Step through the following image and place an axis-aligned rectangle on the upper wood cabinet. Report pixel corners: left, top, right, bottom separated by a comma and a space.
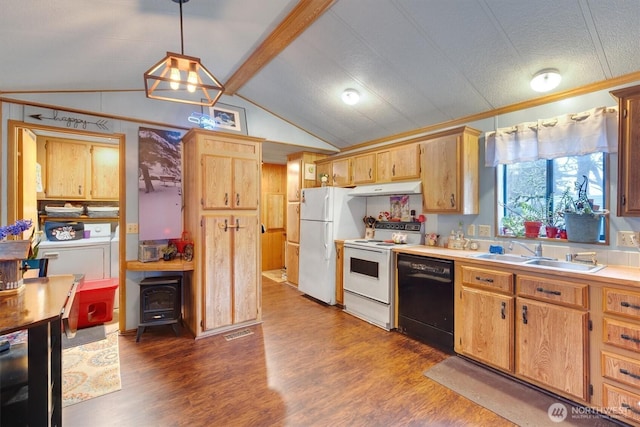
90, 145, 119, 200
201, 155, 258, 209
376, 151, 392, 182
611, 85, 640, 216
288, 152, 327, 201
42, 137, 119, 201
390, 144, 420, 180
420, 127, 480, 214
331, 158, 352, 186
316, 162, 332, 186
287, 156, 302, 202
353, 153, 376, 184
45, 138, 89, 199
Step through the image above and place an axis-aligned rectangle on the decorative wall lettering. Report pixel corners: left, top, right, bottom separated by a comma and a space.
24, 106, 114, 134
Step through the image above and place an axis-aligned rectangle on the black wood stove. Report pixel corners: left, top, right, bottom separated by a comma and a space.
136, 275, 182, 342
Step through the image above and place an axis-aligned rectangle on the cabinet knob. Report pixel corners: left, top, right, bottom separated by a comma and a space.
450, 193, 455, 208
78, 185, 82, 195
224, 193, 229, 206
522, 305, 528, 324
500, 301, 506, 319
236, 193, 240, 206
392, 164, 395, 176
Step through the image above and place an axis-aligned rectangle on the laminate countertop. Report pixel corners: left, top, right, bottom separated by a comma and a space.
393, 246, 640, 288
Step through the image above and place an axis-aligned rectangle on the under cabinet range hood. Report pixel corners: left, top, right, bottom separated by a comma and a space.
349, 180, 422, 197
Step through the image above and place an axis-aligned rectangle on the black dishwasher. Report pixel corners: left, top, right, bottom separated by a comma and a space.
397, 254, 454, 353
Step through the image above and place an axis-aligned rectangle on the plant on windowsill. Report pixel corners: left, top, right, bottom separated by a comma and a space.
500, 196, 547, 238
558, 175, 608, 243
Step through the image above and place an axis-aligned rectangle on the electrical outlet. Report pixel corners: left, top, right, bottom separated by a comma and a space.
126, 223, 139, 234
478, 225, 491, 237
617, 231, 640, 247
466, 224, 476, 237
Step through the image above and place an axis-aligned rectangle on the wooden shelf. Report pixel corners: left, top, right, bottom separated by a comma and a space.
126, 258, 194, 272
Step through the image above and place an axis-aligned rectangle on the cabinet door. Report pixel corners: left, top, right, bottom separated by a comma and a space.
286, 242, 299, 286
515, 298, 588, 401
286, 202, 300, 243
287, 157, 302, 201
202, 215, 233, 330
45, 139, 89, 199
421, 135, 459, 212
332, 158, 352, 186
91, 145, 119, 200
460, 287, 514, 372
202, 155, 233, 209
353, 153, 376, 184
613, 87, 640, 216
233, 158, 258, 209
376, 151, 392, 182
316, 162, 332, 186
390, 144, 420, 180
233, 213, 259, 324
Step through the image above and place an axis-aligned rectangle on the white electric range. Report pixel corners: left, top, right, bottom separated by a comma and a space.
342, 221, 424, 330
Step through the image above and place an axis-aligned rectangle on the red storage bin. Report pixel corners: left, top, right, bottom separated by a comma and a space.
76, 278, 118, 329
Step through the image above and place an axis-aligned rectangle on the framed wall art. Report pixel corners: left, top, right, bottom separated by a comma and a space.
203, 102, 248, 135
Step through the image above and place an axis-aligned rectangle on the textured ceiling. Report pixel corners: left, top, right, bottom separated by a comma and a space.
2, 0, 640, 151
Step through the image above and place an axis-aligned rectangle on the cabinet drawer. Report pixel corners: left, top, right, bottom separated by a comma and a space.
603, 383, 640, 424
602, 351, 640, 389
603, 317, 640, 353
604, 288, 640, 321
461, 266, 513, 293
517, 275, 587, 309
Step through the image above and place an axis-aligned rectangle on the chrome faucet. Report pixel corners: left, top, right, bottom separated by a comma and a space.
509, 241, 543, 258
565, 251, 598, 265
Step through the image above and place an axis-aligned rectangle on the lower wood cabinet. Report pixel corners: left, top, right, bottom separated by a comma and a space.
456, 263, 590, 405
335, 241, 344, 305
515, 297, 589, 401
459, 286, 514, 371
201, 214, 259, 331
286, 242, 299, 286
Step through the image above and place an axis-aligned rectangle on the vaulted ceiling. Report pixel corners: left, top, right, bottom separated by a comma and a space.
2, 0, 640, 151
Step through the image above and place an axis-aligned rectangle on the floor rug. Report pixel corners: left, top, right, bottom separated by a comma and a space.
424, 356, 620, 427
262, 269, 286, 283
62, 324, 106, 349
62, 331, 121, 407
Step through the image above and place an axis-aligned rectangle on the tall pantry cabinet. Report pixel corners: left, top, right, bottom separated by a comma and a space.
182, 129, 264, 338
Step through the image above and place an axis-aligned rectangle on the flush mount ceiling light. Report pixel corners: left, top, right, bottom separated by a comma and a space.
144, 0, 224, 106
341, 88, 360, 105
530, 68, 562, 93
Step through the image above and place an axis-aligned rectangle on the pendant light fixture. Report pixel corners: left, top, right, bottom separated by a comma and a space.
144, 0, 224, 106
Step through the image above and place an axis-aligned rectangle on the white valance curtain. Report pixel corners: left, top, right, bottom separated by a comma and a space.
484, 106, 618, 166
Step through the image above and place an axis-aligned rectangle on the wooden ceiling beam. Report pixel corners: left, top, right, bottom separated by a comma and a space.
223, 0, 336, 95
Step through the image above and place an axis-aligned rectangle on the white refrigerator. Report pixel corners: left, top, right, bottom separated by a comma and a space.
298, 187, 366, 304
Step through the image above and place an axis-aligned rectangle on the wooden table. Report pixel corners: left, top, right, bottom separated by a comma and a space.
0, 275, 79, 427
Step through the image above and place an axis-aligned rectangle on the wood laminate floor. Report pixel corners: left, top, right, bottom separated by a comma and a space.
62, 277, 514, 427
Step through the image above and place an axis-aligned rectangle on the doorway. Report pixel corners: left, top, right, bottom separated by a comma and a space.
7, 120, 126, 332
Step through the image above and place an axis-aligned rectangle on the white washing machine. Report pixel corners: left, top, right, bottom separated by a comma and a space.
39, 223, 112, 280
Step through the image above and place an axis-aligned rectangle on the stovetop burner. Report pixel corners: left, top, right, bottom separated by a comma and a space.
345, 221, 424, 248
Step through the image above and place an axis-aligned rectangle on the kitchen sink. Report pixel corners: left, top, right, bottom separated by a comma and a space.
470, 253, 532, 263
523, 258, 606, 273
